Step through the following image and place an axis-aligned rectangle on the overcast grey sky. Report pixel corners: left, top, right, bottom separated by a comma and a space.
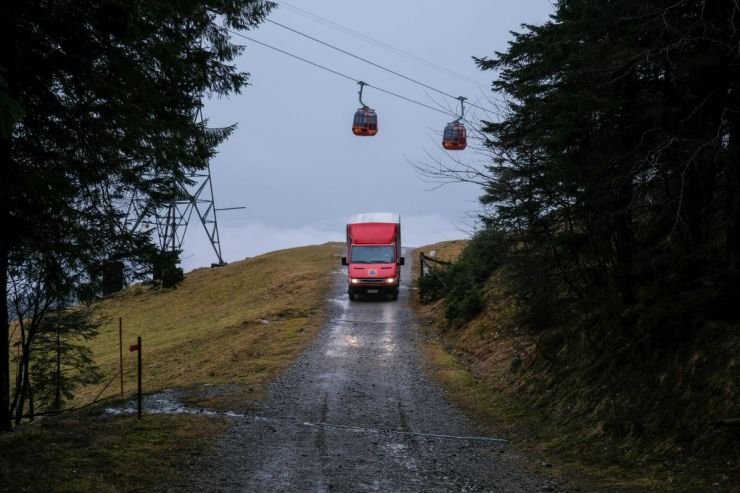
182, 1, 554, 270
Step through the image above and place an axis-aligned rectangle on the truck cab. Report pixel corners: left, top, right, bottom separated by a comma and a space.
342, 213, 404, 301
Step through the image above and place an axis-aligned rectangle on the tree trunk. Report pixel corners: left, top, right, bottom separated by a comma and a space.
14, 352, 28, 426
0, 0, 14, 432
27, 368, 34, 423
0, 237, 9, 432
10, 349, 23, 421
55, 321, 61, 410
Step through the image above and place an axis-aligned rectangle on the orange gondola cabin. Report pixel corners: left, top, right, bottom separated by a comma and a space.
442, 121, 467, 150
352, 106, 378, 136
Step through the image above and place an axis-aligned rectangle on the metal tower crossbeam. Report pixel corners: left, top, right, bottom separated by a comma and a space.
125, 108, 228, 268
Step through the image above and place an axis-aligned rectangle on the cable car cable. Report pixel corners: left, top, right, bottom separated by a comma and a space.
229, 29, 458, 118
277, 1, 488, 89
370, 84, 454, 117
264, 18, 490, 113
233, 31, 356, 83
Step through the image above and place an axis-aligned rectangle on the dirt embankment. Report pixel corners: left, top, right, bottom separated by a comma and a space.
410, 241, 740, 493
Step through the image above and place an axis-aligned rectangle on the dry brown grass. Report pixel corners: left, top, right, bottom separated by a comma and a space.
78, 242, 344, 409
415, 239, 467, 264
1, 242, 344, 492
410, 241, 671, 492
413, 240, 740, 492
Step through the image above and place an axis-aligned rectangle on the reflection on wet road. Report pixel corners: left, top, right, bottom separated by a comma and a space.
182, 253, 554, 492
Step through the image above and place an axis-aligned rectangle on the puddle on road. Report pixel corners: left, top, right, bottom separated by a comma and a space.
381, 442, 419, 471
379, 329, 398, 360
105, 390, 507, 445
325, 323, 367, 358
105, 389, 219, 417
329, 296, 350, 310
382, 442, 408, 453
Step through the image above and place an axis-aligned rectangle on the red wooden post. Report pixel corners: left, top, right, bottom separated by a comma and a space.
119, 318, 123, 398
136, 336, 142, 420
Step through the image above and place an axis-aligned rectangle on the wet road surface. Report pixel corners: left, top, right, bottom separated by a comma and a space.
180, 255, 559, 492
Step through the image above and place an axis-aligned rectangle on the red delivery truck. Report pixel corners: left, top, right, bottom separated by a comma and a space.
342, 212, 405, 300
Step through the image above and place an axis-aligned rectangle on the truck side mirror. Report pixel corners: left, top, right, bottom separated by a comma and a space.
341, 256, 348, 266
398, 257, 405, 266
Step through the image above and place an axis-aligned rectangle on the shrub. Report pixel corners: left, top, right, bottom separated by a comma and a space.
418, 227, 508, 325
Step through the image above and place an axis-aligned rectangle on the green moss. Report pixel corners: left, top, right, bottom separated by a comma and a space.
0, 412, 225, 493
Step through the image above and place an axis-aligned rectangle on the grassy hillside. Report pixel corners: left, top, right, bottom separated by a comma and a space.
76, 242, 343, 409
1, 242, 343, 492
412, 241, 738, 492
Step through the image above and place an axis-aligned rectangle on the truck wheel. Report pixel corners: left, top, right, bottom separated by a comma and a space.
390, 289, 398, 301
349, 291, 356, 300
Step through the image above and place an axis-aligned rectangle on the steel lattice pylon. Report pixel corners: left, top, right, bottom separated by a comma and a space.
163, 161, 225, 266
127, 106, 227, 269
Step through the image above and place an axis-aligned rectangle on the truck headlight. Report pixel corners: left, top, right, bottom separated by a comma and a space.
385, 278, 396, 283
351, 278, 360, 284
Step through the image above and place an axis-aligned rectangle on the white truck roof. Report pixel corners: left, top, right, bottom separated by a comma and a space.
348, 212, 400, 224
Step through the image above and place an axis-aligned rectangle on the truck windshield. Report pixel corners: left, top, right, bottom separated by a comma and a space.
351, 246, 395, 264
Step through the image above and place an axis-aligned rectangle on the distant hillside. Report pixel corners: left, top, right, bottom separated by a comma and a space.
77, 242, 344, 409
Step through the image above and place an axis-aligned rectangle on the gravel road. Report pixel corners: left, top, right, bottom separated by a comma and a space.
179, 255, 561, 492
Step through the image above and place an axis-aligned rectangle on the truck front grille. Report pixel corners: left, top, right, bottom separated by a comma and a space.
358, 279, 385, 284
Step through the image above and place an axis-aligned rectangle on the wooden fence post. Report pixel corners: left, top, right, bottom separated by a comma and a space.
137, 336, 142, 420
119, 318, 123, 398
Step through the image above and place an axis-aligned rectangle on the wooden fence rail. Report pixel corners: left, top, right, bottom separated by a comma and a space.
419, 252, 452, 280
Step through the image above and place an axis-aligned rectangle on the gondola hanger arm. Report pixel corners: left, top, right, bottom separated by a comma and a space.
358, 81, 368, 108
456, 96, 466, 122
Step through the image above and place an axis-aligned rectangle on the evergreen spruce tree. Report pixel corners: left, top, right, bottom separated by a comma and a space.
463, 0, 740, 444
0, 0, 274, 431
477, 0, 739, 340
